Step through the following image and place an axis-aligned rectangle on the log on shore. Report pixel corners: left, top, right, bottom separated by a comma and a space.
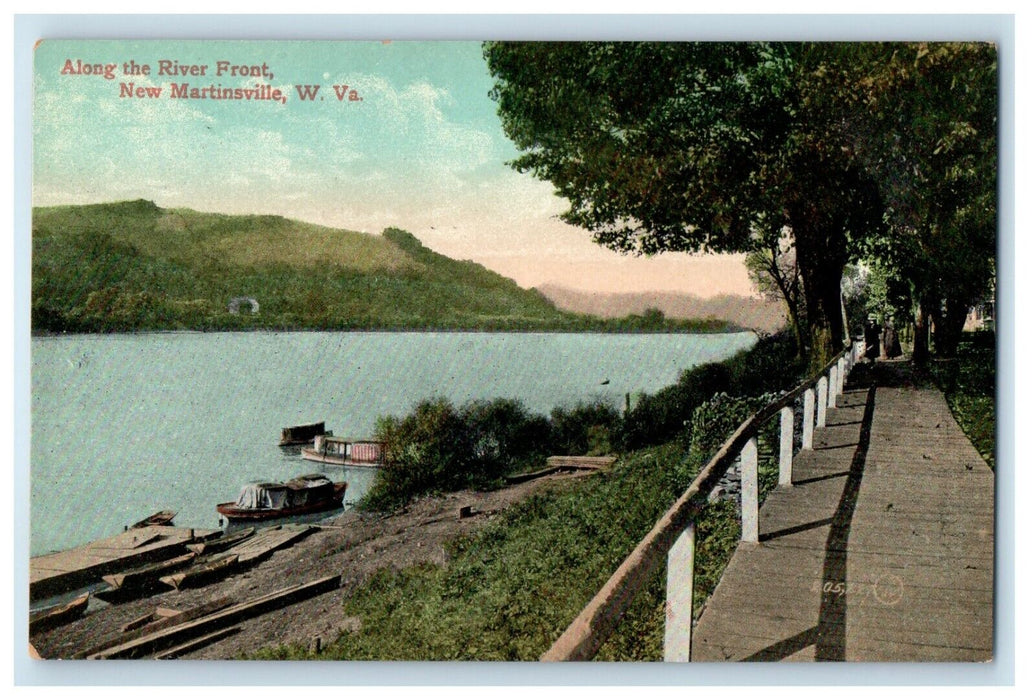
89, 575, 341, 659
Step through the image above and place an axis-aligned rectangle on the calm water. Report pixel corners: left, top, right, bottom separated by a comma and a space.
30, 331, 755, 556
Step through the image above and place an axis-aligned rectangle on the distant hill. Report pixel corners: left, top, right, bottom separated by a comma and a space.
30, 200, 741, 334
536, 284, 787, 334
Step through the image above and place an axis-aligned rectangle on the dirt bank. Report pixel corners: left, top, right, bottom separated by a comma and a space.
31, 471, 586, 660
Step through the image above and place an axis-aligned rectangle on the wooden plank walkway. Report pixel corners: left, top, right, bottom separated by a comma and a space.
30, 526, 220, 601
691, 361, 994, 662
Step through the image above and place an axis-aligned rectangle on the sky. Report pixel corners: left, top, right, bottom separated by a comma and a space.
32, 39, 754, 296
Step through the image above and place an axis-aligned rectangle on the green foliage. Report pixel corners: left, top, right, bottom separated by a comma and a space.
549, 399, 621, 456
927, 334, 996, 468
840, 43, 997, 358
620, 362, 733, 449
363, 397, 560, 511
687, 392, 777, 456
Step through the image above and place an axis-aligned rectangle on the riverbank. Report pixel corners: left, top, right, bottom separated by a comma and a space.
30, 471, 591, 659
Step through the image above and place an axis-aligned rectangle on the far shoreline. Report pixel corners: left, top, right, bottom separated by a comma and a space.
29, 324, 758, 339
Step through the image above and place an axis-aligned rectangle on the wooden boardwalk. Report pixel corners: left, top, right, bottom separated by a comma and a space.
691, 361, 994, 662
30, 526, 219, 602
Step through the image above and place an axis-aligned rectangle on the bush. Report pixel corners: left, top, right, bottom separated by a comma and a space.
364, 398, 473, 510
462, 398, 553, 477
549, 399, 622, 456
619, 362, 733, 449
362, 397, 559, 510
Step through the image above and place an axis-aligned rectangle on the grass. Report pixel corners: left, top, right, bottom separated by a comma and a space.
927, 332, 996, 468
248, 432, 786, 661
249, 442, 744, 661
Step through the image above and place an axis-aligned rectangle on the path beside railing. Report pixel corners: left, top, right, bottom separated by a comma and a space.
541, 352, 994, 662
691, 361, 994, 661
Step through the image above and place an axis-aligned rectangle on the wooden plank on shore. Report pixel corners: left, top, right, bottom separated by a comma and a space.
30, 526, 220, 601
102, 552, 197, 590
153, 627, 241, 660
186, 528, 255, 555
160, 555, 239, 591
29, 593, 90, 634
506, 456, 617, 484
546, 456, 617, 469
89, 575, 341, 659
78, 597, 234, 659
227, 524, 313, 564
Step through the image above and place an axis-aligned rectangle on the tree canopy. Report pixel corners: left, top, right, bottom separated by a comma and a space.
484, 41, 997, 365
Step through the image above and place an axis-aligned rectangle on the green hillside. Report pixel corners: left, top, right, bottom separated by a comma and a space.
31, 200, 734, 334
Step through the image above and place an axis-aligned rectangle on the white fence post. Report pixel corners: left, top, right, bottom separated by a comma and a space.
802, 388, 815, 450
816, 377, 828, 428
828, 366, 838, 408
740, 437, 759, 543
664, 522, 696, 662
779, 406, 794, 486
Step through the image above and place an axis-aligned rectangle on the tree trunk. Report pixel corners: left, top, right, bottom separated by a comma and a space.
913, 301, 931, 366
798, 253, 847, 373
935, 296, 970, 357
787, 182, 852, 373
772, 270, 807, 359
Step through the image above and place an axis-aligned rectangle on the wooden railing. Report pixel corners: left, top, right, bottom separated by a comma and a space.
541, 341, 862, 662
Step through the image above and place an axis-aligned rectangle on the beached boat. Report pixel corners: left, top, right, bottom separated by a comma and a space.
216, 474, 347, 522
279, 421, 329, 447
301, 435, 385, 467
131, 510, 176, 529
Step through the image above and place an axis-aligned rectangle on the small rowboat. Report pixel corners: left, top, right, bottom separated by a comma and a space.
102, 552, 197, 591
131, 510, 177, 529
160, 554, 239, 591
30, 593, 90, 633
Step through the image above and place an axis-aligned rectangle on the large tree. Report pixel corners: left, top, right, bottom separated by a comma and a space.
485, 42, 885, 369
809, 42, 998, 360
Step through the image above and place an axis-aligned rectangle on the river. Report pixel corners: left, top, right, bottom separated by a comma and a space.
29, 330, 756, 556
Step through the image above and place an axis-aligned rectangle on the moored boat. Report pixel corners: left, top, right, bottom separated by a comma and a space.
216, 474, 347, 522
131, 510, 176, 529
301, 435, 385, 467
279, 421, 329, 446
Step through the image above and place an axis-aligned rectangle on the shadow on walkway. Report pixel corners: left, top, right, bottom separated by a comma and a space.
744, 378, 878, 662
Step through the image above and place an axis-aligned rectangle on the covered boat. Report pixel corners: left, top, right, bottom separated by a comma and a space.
301, 435, 385, 467
216, 474, 347, 522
